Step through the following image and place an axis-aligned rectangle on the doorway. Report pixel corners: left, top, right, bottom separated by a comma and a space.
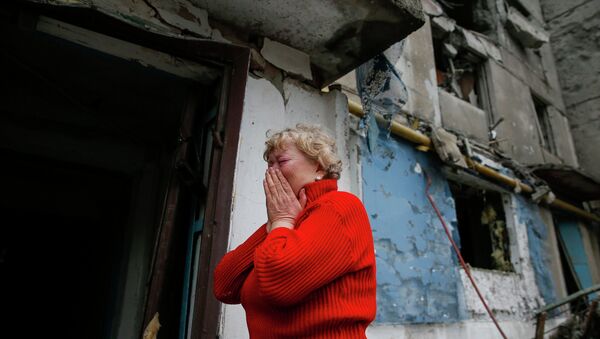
0, 6, 245, 337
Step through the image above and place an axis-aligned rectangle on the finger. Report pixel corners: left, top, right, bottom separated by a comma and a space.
265, 169, 277, 197
263, 178, 273, 204
274, 169, 295, 196
267, 169, 284, 198
298, 188, 307, 208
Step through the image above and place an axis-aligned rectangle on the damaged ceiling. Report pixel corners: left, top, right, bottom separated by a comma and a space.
24, 0, 425, 86
531, 164, 600, 202
189, 0, 426, 85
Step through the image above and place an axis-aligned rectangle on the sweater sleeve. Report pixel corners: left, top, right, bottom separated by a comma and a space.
213, 224, 268, 304
253, 199, 361, 306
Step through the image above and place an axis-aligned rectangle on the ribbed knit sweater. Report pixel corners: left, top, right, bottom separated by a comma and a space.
213, 179, 376, 338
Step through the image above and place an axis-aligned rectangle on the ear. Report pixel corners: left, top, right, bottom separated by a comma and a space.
315, 163, 326, 178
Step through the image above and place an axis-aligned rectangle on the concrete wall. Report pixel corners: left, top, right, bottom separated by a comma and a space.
394, 16, 441, 126
541, 0, 600, 180
419, 0, 578, 168
486, 60, 545, 164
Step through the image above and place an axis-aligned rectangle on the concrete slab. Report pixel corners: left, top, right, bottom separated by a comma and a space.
194, 0, 426, 85
546, 107, 578, 167
505, 6, 549, 49
431, 16, 456, 35
396, 17, 440, 125
438, 89, 489, 143
541, 0, 589, 21
545, 0, 600, 107
569, 97, 600, 182
487, 61, 545, 165
261, 38, 312, 80
498, 49, 565, 111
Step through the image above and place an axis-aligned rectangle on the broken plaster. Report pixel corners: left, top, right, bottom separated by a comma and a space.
505, 6, 549, 49
261, 38, 313, 81
39, 0, 214, 39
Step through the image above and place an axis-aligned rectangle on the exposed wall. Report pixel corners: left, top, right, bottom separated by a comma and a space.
361, 132, 462, 323
541, 0, 600, 180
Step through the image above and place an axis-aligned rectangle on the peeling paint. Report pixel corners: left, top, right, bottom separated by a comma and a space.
514, 196, 557, 305
362, 131, 462, 323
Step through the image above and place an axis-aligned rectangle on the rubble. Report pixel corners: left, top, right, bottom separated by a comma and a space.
505, 6, 549, 49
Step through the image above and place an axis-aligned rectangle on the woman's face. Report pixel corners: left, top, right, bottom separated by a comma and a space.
267, 142, 324, 196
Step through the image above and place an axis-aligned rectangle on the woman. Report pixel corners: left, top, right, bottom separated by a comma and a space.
213, 125, 376, 338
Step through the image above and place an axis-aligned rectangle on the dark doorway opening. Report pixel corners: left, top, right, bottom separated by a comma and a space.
0, 10, 222, 338
0, 150, 132, 338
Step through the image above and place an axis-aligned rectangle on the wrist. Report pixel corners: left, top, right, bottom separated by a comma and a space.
271, 218, 295, 230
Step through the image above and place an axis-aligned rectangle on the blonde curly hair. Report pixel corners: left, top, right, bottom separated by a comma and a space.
263, 124, 342, 180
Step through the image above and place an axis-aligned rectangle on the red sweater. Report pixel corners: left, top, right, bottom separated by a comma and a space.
213, 179, 376, 338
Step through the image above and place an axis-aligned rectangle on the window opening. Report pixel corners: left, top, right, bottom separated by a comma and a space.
438, 0, 492, 34
532, 95, 556, 155
449, 180, 513, 271
433, 36, 484, 108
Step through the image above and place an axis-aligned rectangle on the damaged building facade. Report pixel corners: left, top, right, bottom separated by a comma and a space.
0, 0, 598, 339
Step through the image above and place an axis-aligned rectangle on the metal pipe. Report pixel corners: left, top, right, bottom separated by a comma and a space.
537, 283, 600, 314
465, 158, 534, 194
347, 99, 600, 224
348, 99, 432, 147
551, 199, 600, 223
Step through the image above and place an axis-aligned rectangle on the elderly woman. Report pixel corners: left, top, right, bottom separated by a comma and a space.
213, 125, 376, 338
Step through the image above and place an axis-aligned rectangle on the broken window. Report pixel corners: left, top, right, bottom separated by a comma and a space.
437, 0, 493, 34
533, 95, 556, 154
431, 1, 492, 108
433, 35, 484, 108
449, 180, 513, 271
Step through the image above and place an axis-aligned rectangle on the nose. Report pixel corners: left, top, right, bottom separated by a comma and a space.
268, 163, 279, 170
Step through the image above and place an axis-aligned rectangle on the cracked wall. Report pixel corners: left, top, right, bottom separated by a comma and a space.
541, 0, 600, 181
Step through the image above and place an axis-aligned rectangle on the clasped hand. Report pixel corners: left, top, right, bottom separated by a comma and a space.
263, 168, 307, 232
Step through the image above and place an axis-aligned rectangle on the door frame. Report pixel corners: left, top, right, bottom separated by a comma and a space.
11, 2, 250, 338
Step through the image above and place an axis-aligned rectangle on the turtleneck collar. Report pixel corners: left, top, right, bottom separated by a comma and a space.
303, 179, 338, 203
